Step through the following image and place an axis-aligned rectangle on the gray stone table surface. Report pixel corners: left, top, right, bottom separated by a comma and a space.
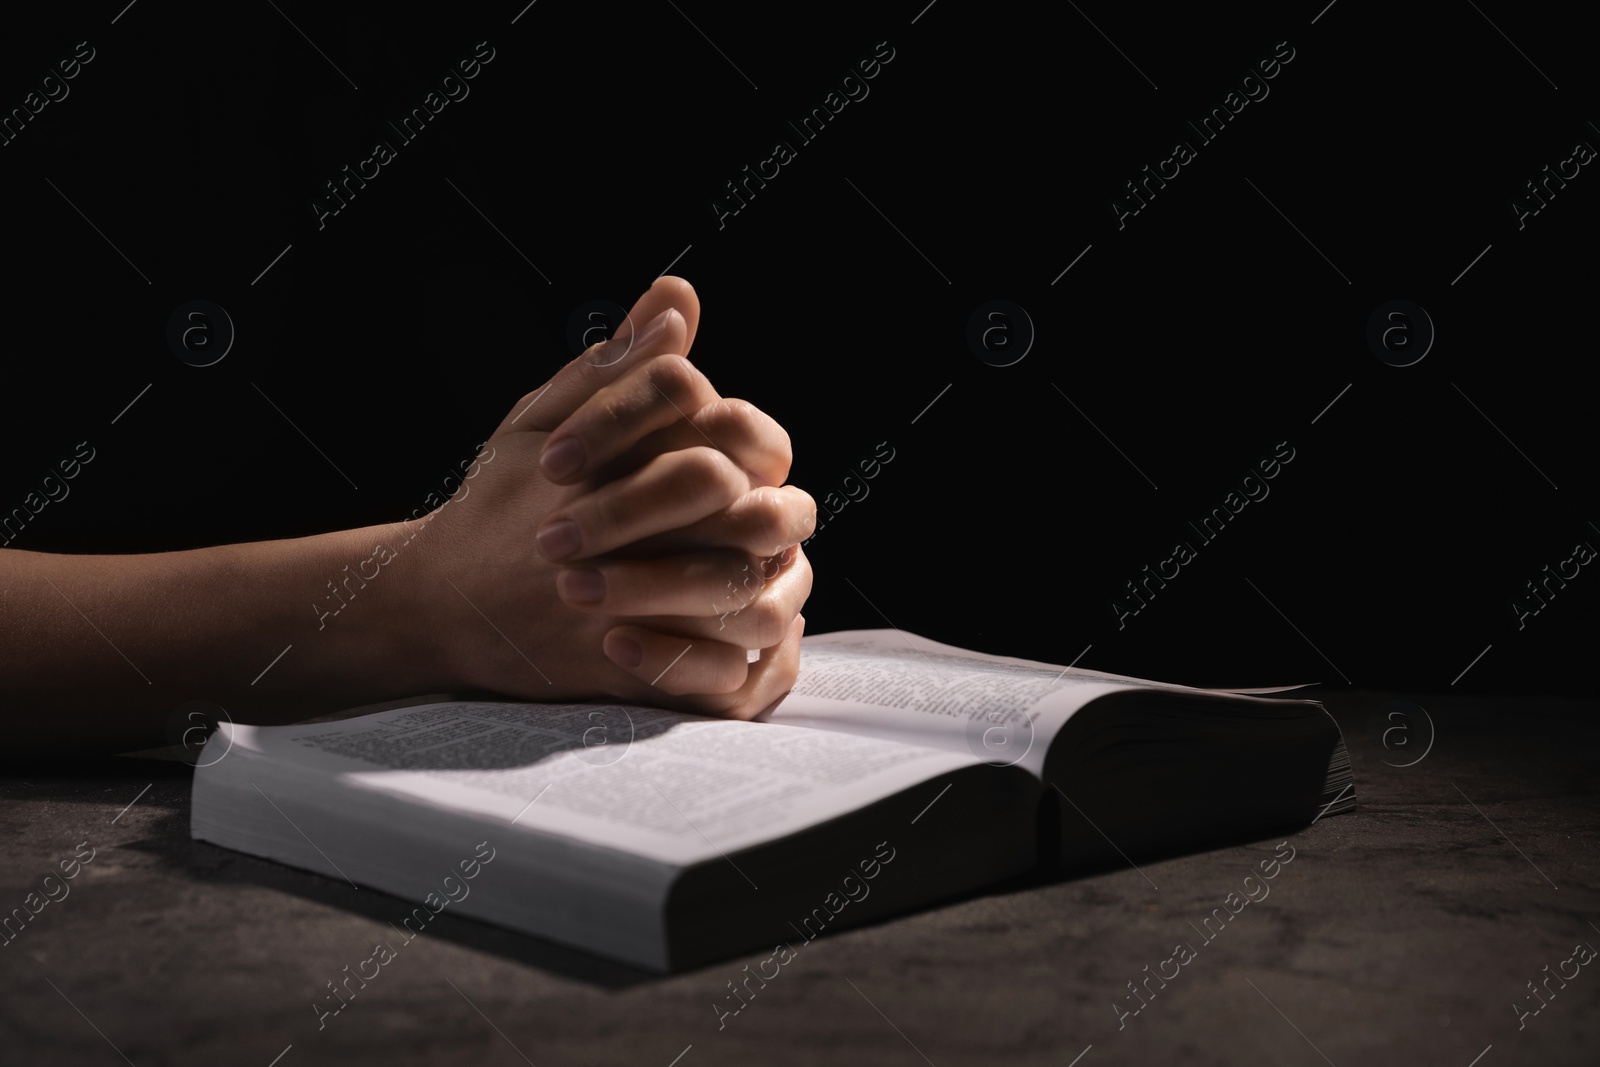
1, 688, 1596, 1067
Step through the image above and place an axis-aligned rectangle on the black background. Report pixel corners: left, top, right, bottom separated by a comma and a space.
1, 1, 1594, 696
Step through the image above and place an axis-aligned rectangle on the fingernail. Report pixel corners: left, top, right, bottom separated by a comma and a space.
606, 634, 643, 668
616, 307, 672, 354
541, 437, 585, 480
536, 519, 581, 561
559, 567, 605, 603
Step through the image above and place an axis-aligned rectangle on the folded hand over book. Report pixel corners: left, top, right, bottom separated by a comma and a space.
419, 276, 815, 719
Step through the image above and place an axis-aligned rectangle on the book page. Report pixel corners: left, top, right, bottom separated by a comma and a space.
790, 629, 1315, 694
212, 700, 982, 867
767, 630, 1317, 777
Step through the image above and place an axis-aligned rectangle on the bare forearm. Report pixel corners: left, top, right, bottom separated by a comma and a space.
0, 278, 815, 753
0, 525, 443, 756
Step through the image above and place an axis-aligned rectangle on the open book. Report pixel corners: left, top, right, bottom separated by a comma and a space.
190, 629, 1353, 972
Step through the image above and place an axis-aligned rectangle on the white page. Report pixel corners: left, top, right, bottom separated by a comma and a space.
766, 630, 1317, 778
211, 699, 981, 867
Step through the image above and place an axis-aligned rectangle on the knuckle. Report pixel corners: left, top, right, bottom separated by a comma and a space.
747, 488, 791, 546
721, 397, 792, 471
787, 552, 814, 597
755, 550, 786, 582
785, 487, 818, 541
748, 597, 789, 648
644, 353, 698, 402
599, 386, 631, 426
773, 656, 801, 693
590, 489, 627, 540
682, 446, 744, 499
769, 420, 794, 466
741, 486, 812, 550
714, 397, 761, 435
672, 450, 715, 498
799, 509, 817, 543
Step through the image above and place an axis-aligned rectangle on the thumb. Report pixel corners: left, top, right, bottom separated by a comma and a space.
493, 276, 702, 437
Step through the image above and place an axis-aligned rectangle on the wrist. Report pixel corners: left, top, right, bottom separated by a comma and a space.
396, 497, 589, 704
319, 518, 458, 697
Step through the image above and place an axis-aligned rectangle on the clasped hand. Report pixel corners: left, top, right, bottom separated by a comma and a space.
418, 278, 814, 719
